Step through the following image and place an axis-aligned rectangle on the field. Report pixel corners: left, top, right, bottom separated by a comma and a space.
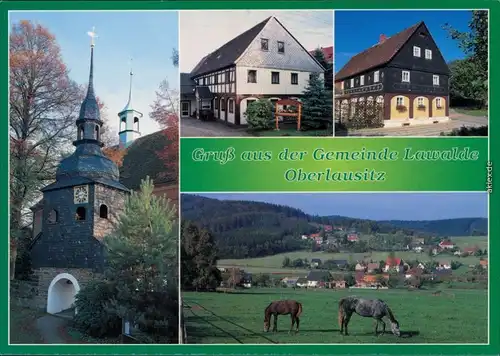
183, 288, 488, 344
218, 236, 488, 273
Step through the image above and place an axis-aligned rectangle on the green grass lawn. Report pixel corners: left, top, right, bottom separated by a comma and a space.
9, 303, 44, 344
183, 288, 487, 344
451, 236, 488, 250
453, 108, 488, 117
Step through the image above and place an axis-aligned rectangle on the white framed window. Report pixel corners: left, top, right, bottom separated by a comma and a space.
433, 75, 440, 86
413, 46, 421, 57
402, 71, 410, 82
350, 78, 354, 87
396, 96, 404, 106
436, 97, 442, 108
417, 97, 424, 106
374, 70, 380, 83
360, 75, 365, 86
425, 49, 432, 59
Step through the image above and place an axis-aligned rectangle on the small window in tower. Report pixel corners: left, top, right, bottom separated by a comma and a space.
99, 204, 108, 219
95, 125, 100, 141
75, 207, 86, 221
47, 209, 58, 224
120, 117, 126, 131
134, 117, 139, 131
78, 126, 84, 140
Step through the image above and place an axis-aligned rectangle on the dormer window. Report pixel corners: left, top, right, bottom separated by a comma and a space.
425, 49, 432, 59
433, 75, 440, 86
374, 70, 380, 83
360, 75, 365, 86
277, 41, 285, 54
413, 46, 421, 57
350, 78, 354, 87
261, 38, 269, 51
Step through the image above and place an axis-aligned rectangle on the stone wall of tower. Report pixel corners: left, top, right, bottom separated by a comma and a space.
31, 184, 106, 272
93, 184, 128, 240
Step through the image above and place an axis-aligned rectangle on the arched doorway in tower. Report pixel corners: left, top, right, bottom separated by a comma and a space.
46, 273, 81, 314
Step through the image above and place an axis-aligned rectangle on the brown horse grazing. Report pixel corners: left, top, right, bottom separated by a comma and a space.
263, 300, 302, 334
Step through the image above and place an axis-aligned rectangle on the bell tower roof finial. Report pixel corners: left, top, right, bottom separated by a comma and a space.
78, 26, 101, 122
122, 57, 134, 112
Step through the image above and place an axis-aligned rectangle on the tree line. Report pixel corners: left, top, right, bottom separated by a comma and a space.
181, 195, 487, 259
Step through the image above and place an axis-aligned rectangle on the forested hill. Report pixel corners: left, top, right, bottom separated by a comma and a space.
181, 195, 487, 259
181, 195, 318, 258
377, 218, 488, 237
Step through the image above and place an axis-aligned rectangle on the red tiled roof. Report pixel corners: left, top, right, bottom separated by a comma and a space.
310, 46, 333, 63
385, 257, 402, 266
335, 21, 423, 81
439, 241, 454, 246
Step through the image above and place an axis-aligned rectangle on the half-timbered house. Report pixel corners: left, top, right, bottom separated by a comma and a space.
188, 16, 325, 125
335, 21, 450, 127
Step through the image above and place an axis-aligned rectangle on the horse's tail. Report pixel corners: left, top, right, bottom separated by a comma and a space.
296, 302, 303, 318
386, 305, 398, 324
338, 298, 346, 328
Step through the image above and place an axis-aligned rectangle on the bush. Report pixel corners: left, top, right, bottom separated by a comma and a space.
441, 125, 488, 136
245, 100, 273, 130
73, 280, 122, 338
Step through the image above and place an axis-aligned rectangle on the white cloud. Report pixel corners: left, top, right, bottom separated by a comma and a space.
179, 10, 333, 73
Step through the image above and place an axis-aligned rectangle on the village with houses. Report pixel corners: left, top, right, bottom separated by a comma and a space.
216, 223, 488, 291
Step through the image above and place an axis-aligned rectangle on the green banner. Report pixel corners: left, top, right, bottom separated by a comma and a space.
181, 138, 489, 192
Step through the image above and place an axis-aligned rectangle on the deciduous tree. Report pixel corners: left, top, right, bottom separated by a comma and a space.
180, 221, 222, 291
444, 11, 488, 107
150, 79, 179, 179
9, 21, 81, 277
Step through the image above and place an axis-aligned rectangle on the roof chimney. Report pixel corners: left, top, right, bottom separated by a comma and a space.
379, 34, 387, 43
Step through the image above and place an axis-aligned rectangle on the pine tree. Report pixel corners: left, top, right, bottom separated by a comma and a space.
104, 177, 178, 343
301, 73, 333, 129
312, 48, 333, 90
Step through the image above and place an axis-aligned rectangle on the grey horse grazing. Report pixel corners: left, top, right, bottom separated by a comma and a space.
338, 296, 401, 336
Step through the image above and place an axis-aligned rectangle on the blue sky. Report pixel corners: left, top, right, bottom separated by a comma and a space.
9, 11, 179, 138
335, 10, 473, 71
190, 193, 488, 220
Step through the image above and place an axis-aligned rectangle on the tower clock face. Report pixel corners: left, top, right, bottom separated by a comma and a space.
73, 185, 89, 204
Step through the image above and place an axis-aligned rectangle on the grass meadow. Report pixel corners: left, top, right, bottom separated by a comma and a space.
183, 287, 488, 344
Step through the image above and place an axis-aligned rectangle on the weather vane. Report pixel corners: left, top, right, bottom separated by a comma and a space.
87, 26, 98, 47
129, 57, 134, 76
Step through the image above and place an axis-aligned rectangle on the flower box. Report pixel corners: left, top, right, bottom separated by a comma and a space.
396, 105, 407, 112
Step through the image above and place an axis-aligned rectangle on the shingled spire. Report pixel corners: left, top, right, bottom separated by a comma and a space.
78, 27, 101, 123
